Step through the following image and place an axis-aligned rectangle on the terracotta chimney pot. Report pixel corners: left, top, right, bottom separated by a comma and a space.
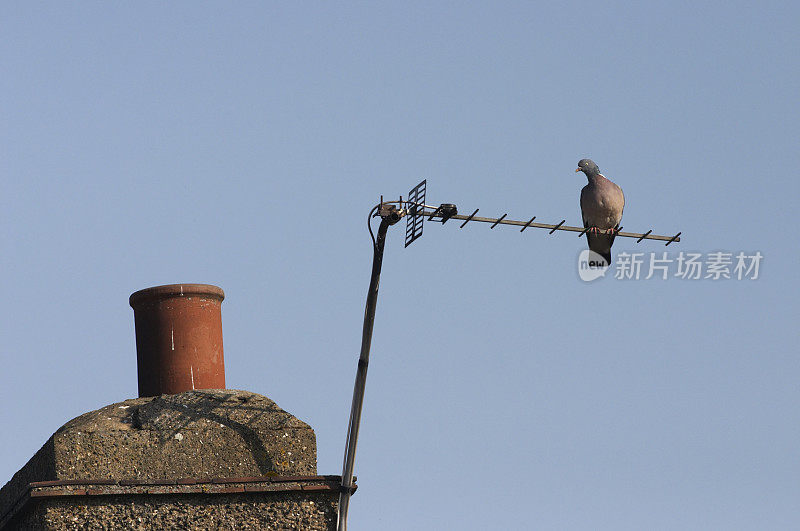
129, 284, 226, 397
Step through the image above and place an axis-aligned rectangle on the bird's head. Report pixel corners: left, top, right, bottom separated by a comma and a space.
576, 159, 601, 177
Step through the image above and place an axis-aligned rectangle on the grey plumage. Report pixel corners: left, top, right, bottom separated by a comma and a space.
576, 159, 625, 265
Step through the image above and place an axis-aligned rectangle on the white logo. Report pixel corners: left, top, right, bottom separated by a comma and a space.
578, 250, 610, 282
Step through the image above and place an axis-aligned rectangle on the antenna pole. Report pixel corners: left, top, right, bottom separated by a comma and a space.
338, 204, 399, 531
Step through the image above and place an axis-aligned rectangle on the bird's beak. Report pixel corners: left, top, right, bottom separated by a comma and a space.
575, 168, 581, 173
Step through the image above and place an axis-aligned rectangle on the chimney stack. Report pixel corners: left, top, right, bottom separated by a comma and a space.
129, 284, 226, 397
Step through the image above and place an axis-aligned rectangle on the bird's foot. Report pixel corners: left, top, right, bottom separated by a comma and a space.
588, 226, 601, 235
605, 227, 619, 235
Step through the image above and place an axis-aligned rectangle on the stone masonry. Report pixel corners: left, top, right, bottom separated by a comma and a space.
0, 389, 347, 530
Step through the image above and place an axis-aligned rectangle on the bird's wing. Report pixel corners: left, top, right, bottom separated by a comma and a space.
607, 179, 625, 226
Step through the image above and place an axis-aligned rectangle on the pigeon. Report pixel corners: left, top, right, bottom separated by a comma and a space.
576, 159, 625, 265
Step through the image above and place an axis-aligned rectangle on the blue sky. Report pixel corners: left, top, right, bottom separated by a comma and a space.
2, 2, 798, 529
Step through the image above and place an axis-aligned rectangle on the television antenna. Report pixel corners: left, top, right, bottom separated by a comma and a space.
337, 180, 681, 530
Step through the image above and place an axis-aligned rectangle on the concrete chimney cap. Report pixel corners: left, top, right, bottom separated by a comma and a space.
129, 284, 225, 308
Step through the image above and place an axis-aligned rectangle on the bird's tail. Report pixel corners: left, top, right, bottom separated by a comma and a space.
586, 232, 613, 267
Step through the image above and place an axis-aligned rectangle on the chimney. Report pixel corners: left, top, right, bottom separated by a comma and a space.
1, 283, 347, 530
129, 283, 225, 397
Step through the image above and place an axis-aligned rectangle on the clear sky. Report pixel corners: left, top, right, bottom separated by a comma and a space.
2, 2, 798, 529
